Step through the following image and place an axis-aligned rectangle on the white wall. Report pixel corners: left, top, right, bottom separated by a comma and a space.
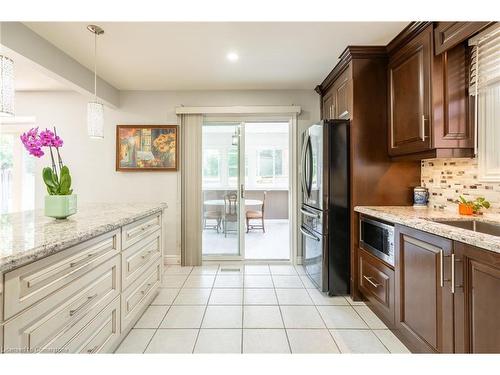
15, 89, 320, 262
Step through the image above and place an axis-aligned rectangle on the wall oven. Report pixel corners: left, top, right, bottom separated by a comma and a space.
359, 216, 394, 266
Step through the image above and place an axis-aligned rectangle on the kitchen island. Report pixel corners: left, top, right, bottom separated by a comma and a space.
0, 203, 166, 353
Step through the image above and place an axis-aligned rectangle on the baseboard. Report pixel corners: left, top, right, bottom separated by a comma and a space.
164, 254, 181, 265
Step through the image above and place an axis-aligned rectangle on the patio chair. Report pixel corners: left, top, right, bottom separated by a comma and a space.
246, 191, 266, 233
223, 192, 238, 237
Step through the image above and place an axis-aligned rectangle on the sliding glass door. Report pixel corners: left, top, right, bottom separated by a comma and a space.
201, 120, 291, 260
202, 123, 242, 258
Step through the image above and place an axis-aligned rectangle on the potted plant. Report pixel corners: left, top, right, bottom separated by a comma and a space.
20, 127, 76, 219
458, 196, 490, 216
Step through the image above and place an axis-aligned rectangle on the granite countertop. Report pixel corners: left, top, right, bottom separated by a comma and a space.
0, 203, 167, 273
354, 206, 500, 254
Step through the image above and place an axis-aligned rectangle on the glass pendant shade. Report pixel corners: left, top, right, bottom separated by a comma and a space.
87, 101, 104, 138
0, 55, 15, 117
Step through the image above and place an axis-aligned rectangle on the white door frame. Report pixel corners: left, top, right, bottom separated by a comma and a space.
201, 113, 299, 264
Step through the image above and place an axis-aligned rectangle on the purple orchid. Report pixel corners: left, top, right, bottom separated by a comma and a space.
40, 129, 63, 148
20, 127, 45, 158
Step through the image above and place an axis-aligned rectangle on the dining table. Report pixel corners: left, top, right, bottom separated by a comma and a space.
204, 199, 263, 206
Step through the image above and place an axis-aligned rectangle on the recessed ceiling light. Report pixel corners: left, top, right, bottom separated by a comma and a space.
226, 52, 239, 62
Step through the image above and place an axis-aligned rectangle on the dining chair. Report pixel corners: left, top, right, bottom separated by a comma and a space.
246, 191, 266, 233
223, 192, 238, 237
203, 206, 221, 232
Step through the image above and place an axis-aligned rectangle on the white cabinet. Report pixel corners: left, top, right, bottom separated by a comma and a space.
4, 229, 120, 320
3, 255, 121, 352
1, 211, 163, 354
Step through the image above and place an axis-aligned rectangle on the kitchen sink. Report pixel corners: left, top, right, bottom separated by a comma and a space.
430, 219, 500, 237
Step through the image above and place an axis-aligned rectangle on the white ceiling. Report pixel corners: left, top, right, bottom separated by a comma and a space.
23, 22, 408, 91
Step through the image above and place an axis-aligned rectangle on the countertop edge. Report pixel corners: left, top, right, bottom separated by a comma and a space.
0, 204, 167, 274
354, 206, 500, 255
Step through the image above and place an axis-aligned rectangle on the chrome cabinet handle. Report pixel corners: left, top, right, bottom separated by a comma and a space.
300, 208, 320, 218
141, 248, 155, 259
439, 250, 444, 287
70, 252, 96, 268
363, 276, 381, 288
300, 226, 320, 242
87, 345, 99, 354
451, 254, 455, 294
420, 115, 426, 141
141, 282, 153, 295
70, 293, 98, 316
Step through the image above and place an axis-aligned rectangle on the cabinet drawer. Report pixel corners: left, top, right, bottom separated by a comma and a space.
121, 259, 161, 331
3, 255, 120, 353
4, 229, 120, 320
122, 213, 162, 250
122, 230, 161, 290
65, 297, 121, 354
359, 248, 395, 327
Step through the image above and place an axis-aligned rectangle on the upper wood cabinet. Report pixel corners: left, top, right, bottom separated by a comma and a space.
454, 242, 500, 353
388, 25, 433, 156
319, 64, 352, 120
387, 22, 475, 159
394, 225, 454, 353
434, 22, 492, 55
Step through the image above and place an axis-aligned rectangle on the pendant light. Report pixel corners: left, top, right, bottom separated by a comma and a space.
87, 25, 104, 138
0, 55, 15, 117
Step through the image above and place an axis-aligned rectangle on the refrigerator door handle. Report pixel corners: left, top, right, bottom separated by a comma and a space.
306, 136, 313, 197
300, 225, 320, 242
301, 133, 310, 198
300, 207, 320, 218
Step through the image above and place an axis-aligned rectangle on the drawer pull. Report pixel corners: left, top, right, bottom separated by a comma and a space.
70, 253, 97, 268
141, 282, 153, 295
87, 345, 99, 354
363, 276, 381, 288
141, 249, 155, 259
70, 293, 98, 316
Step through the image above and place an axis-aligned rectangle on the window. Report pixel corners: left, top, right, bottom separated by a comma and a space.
257, 149, 285, 182
0, 122, 36, 213
203, 149, 221, 182
227, 147, 238, 179
470, 24, 500, 181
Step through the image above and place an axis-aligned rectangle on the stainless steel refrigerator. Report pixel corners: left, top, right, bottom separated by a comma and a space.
300, 120, 350, 295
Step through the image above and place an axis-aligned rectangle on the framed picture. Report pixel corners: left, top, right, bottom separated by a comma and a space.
116, 125, 178, 171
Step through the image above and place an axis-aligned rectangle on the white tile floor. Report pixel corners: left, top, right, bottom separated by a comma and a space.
115, 263, 410, 354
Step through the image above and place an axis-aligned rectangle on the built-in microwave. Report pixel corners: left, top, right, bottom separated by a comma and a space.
359, 216, 394, 266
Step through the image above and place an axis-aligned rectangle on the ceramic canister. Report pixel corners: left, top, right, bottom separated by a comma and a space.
413, 186, 429, 207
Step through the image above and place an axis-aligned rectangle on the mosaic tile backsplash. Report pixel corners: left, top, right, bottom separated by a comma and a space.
421, 158, 500, 214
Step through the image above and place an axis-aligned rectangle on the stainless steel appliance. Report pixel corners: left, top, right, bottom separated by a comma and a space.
300, 120, 350, 295
359, 216, 395, 266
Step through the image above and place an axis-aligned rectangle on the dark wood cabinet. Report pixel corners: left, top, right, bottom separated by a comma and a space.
387, 22, 476, 159
316, 47, 420, 301
432, 43, 473, 151
454, 242, 500, 353
321, 91, 334, 120
434, 22, 491, 55
358, 247, 395, 327
388, 25, 433, 156
394, 225, 454, 353
319, 64, 352, 120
